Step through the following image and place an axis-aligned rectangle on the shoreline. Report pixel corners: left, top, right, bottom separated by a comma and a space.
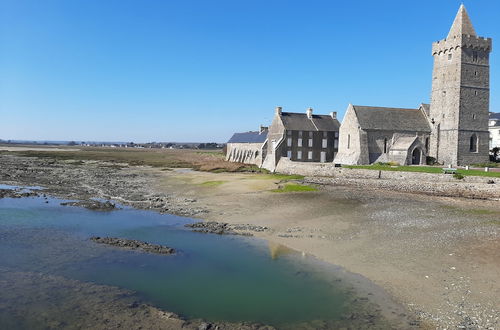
0, 153, 499, 329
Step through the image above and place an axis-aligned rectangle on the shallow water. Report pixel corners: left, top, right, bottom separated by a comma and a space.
0, 190, 410, 328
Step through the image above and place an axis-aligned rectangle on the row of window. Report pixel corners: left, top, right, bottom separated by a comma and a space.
287, 150, 327, 162
287, 138, 334, 148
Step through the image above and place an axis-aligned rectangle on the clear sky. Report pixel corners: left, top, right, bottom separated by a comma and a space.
1, 0, 499, 143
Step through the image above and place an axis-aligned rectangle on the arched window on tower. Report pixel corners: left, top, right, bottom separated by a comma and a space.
469, 134, 478, 152
383, 138, 388, 153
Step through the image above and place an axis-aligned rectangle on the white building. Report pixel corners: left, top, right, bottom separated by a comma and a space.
489, 112, 500, 149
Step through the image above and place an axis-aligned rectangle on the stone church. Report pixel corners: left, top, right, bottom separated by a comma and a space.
335, 5, 492, 166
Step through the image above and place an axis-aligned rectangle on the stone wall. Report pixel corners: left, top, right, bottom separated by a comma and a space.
274, 158, 492, 184
226, 143, 264, 166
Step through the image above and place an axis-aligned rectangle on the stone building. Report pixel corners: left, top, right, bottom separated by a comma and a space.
334, 104, 432, 165
335, 5, 492, 166
489, 112, 500, 149
226, 127, 268, 166
261, 107, 340, 171
428, 4, 492, 166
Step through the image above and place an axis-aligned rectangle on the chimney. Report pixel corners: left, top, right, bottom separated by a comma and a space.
330, 111, 337, 120
275, 106, 282, 115
306, 107, 313, 119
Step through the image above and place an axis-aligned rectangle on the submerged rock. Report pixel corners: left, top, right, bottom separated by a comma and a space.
90, 237, 175, 255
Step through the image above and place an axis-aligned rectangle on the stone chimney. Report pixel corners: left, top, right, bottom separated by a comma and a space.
275, 106, 282, 115
306, 107, 313, 119
330, 111, 337, 120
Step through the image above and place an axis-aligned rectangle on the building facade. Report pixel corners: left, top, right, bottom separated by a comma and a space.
226, 127, 268, 166
428, 5, 492, 166
334, 104, 431, 165
261, 107, 340, 171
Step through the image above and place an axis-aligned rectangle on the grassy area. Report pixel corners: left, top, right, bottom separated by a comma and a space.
0, 148, 259, 173
271, 183, 317, 193
257, 173, 305, 181
199, 180, 226, 187
343, 164, 500, 178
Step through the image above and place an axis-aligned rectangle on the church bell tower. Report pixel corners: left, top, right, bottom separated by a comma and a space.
429, 5, 492, 166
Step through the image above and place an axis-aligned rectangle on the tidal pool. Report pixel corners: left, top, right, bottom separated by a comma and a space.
0, 189, 412, 329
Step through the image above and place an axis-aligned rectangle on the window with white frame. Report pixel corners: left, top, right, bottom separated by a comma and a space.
287, 138, 292, 147
287, 150, 292, 158
308, 151, 313, 159
334, 139, 338, 149
298, 138, 302, 147
308, 139, 313, 147
322, 139, 327, 148
297, 151, 302, 160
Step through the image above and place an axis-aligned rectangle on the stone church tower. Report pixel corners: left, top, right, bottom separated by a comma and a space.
429, 5, 492, 166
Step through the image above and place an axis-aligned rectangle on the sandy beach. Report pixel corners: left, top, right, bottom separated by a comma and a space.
0, 151, 498, 329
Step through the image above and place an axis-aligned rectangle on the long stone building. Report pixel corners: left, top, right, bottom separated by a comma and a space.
227, 5, 493, 169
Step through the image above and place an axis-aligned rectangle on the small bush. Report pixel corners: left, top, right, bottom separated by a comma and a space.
426, 156, 437, 165
453, 173, 464, 180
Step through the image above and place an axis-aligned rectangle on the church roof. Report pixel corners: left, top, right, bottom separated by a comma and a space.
447, 4, 476, 39
280, 112, 340, 131
351, 105, 431, 132
227, 131, 268, 143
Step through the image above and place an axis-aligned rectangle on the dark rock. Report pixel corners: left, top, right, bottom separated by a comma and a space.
90, 237, 175, 255
61, 200, 116, 211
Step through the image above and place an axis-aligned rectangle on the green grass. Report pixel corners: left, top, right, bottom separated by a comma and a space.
199, 180, 226, 187
343, 164, 500, 178
271, 183, 317, 193
257, 173, 305, 181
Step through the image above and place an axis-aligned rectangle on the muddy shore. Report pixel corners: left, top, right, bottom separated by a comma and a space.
0, 153, 499, 329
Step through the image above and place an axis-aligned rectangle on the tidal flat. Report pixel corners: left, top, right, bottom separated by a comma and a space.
0, 191, 414, 329
0, 149, 499, 329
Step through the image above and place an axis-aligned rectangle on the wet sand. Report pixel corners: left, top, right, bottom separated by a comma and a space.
0, 153, 499, 329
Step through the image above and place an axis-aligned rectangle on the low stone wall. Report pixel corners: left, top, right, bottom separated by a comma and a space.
275, 158, 495, 184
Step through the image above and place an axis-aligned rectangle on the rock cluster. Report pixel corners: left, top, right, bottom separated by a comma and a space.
0, 189, 40, 199
185, 222, 268, 236
61, 200, 116, 211
90, 237, 175, 255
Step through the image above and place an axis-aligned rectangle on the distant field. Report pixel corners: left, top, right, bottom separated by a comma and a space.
0, 146, 262, 173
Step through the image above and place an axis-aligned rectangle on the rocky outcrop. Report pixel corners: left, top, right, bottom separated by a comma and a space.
90, 237, 175, 255
61, 200, 116, 211
185, 222, 268, 236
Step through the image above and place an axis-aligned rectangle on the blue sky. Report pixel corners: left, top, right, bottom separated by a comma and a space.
1, 0, 499, 142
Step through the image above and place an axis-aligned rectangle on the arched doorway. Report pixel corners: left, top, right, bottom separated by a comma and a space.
411, 148, 421, 165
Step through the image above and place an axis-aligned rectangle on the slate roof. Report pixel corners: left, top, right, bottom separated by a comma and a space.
227, 131, 268, 143
280, 112, 340, 131
352, 105, 432, 132
420, 103, 430, 116
490, 112, 500, 120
